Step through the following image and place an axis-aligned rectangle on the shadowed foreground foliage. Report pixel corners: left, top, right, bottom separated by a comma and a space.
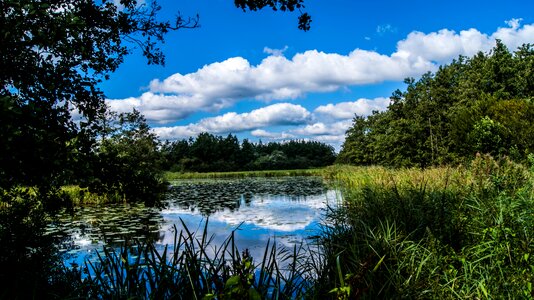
57, 221, 320, 299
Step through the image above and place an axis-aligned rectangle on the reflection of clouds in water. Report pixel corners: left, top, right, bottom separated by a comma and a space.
161, 190, 339, 232
56, 178, 342, 267
158, 189, 339, 260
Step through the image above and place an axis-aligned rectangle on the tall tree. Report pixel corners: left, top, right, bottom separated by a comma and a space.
339, 42, 534, 167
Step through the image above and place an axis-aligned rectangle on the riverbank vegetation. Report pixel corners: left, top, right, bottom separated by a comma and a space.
42, 155, 534, 299
164, 168, 324, 180
319, 155, 534, 298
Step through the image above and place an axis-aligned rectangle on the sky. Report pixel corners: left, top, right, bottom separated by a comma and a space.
101, 0, 534, 151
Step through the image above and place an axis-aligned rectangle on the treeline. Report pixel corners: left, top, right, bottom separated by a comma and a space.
338, 41, 534, 167
160, 132, 336, 172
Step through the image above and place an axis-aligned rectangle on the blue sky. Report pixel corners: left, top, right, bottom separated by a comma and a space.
102, 0, 534, 150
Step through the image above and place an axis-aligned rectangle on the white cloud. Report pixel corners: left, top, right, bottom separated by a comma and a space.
153, 103, 310, 140
106, 92, 233, 124
263, 45, 289, 57
292, 120, 352, 136
108, 19, 534, 125
251, 129, 295, 139
377, 24, 397, 35
314, 97, 390, 119
396, 19, 534, 64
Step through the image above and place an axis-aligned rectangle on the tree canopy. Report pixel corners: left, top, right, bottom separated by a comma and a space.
161, 133, 336, 172
0, 1, 311, 297
0, 0, 311, 192
338, 41, 534, 167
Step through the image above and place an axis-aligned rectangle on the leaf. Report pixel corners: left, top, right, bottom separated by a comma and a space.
225, 275, 240, 287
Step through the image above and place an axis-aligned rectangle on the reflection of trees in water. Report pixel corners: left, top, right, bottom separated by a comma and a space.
166, 177, 327, 215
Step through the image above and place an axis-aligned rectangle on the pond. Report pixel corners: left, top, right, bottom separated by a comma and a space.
47, 176, 340, 266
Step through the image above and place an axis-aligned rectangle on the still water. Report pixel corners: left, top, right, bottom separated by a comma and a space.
48, 177, 340, 265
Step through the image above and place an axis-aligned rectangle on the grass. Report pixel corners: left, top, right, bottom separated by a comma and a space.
60, 220, 320, 299
164, 168, 325, 180
44, 155, 534, 298
319, 155, 534, 299
61, 185, 124, 205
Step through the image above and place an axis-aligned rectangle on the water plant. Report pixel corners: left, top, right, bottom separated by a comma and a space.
62, 220, 317, 299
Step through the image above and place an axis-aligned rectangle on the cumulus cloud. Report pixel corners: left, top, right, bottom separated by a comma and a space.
291, 120, 351, 135
251, 129, 295, 139
108, 19, 534, 126
314, 97, 390, 119
153, 103, 310, 140
395, 19, 534, 63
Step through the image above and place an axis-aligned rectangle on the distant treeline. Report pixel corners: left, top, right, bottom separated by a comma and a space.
160, 133, 336, 172
338, 41, 534, 167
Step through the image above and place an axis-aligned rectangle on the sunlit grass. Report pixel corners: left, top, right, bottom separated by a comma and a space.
52, 156, 534, 298
61, 185, 123, 205
320, 155, 534, 298
164, 168, 325, 180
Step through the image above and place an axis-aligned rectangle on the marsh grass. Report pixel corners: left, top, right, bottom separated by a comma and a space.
320, 155, 534, 299
164, 168, 325, 180
61, 185, 124, 205
46, 156, 534, 298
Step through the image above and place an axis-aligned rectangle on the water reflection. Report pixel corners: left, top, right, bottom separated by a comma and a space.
49, 177, 340, 265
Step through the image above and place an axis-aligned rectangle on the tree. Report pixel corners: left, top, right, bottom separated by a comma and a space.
88, 109, 166, 205
234, 0, 311, 31
0, 0, 198, 191
0, 1, 311, 296
339, 42, 534, 167
0, 0, 311, 193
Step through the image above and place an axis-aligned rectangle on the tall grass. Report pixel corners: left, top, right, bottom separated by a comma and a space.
320, 155, 534, 298
164, 168, 325, 180
52, 155, 534, 298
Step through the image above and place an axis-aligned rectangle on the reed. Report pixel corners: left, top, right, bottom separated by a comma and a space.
164, 168, 325, 180
62, 219, 319, 299
320, 155, 534, 298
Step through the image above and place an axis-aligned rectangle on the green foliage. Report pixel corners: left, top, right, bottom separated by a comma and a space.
60, 221, 315, 299
234, 0, 311, 30
86, 110, 167, 206
0, 0, 194, 193
321, 156, 534, 298
339, 42, 534, 167
165, 168, 324, 180
0, 187, 76, 298
469, 116, 510, 156
161, 132, 336, 172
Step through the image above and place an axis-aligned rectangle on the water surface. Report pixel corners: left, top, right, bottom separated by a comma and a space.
49, 177, 340, 265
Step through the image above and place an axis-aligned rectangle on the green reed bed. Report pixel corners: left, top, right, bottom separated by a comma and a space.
164, 168, 325, 180
51, 156, 534, 298
320, 155, 534, 299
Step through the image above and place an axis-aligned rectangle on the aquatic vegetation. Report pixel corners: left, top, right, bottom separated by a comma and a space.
63, 221, 318, 299
164, 168, 325, 180
166, 177, 327, 215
